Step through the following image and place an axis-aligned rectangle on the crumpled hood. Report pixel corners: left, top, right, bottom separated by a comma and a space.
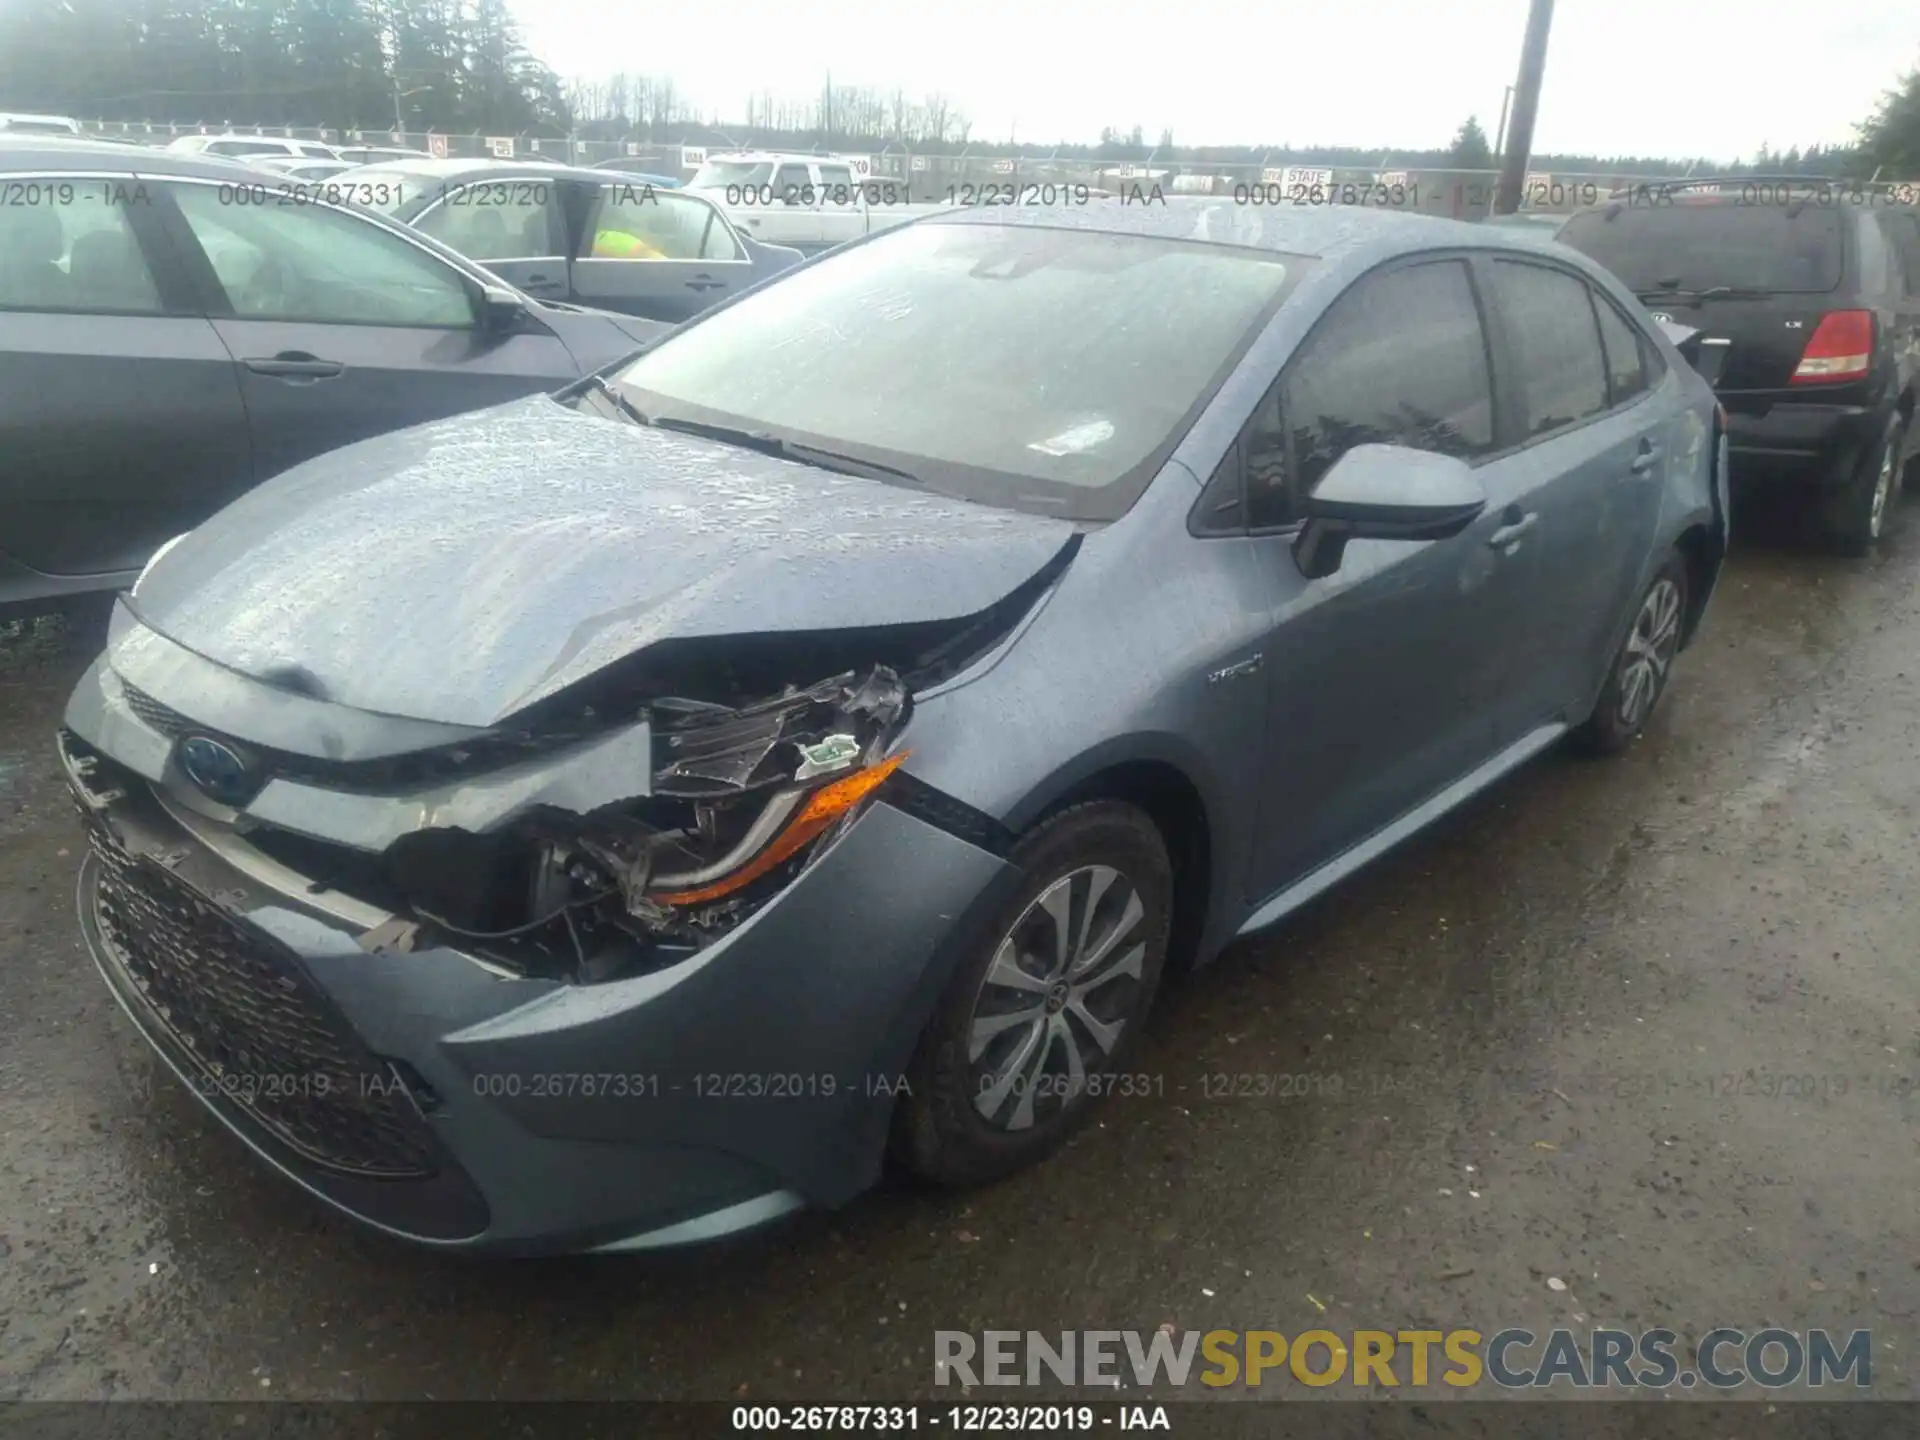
132, 396, 1077, 728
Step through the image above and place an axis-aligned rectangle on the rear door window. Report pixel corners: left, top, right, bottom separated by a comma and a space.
0, 180, 164, 313
1489, 260, 1610, 437
1558, 202, 1846, 294
1591, 292, 1653, 406
580, 187, 731, 261
414, 180, 564, 261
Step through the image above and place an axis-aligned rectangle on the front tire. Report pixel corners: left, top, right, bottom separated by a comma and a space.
1577, 551, 1689, 755
892, 801, 1172, 1187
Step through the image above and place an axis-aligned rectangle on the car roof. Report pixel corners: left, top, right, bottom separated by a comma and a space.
1561, 191, 1895, 225
0, 134, 272, 178
930, 199, 1545, 262
702, 151, 846, 165
346, 156, 633, 184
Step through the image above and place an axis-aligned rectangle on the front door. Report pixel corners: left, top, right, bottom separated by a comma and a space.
161, 179, 578, 481
1244, 256, 1538, 897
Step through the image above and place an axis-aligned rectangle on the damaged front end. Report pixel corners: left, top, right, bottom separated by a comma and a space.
73, 539, 1069, 989
341, 664, 911, 983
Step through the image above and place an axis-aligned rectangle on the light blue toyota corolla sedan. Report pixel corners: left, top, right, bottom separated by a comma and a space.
59, 201, 1728, 1253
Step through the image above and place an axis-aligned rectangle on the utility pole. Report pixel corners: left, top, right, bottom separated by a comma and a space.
1488, 85, 1515, 217
393, 82, 431, 140
1493, 0, 1555, 215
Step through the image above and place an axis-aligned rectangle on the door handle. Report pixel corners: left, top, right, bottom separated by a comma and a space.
245, 353, 344, 380
1630, 443, 1662, 474
522, 272, 551, 284
1487, 512, 1538, 549
685, 278, 726, 291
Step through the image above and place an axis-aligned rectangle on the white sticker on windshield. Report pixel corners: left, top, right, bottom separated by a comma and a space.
1028, 419, 1115, 457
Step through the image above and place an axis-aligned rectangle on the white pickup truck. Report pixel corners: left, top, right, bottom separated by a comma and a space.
686, 152, 948, 254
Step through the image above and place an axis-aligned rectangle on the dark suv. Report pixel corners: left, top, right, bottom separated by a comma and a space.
1557, 181, 1920, 554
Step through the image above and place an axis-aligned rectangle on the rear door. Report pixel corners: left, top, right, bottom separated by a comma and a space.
569, 184, 760, 322
1477, 255, 1672, 730
157, 177, 580, 481
405, 175, 572, 301
1556, 198, 1849, 404
0, 170, 252, 579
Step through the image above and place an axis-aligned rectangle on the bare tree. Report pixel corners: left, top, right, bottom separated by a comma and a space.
923, 92, 950, 145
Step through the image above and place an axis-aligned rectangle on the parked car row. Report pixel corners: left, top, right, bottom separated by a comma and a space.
1546, 181, 1920, 554
0, 137, 810, 613
685, 150, 955, 253
345, 158, 802, 317
163, 132, 404, 163
0, 137, 690, 611
46, 185, 1730, 1253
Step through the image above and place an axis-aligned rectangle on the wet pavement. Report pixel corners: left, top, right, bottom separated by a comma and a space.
2, 519, 1918, 1403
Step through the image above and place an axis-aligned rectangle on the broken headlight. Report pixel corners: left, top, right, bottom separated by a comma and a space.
385, 665, 910, 981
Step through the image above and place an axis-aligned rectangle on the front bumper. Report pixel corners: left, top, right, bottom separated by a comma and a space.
60, 726, 1013, 1254
1723, 396, 1879, 487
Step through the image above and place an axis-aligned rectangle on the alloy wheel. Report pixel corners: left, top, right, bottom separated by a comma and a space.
1617, 576, 1683, 730
966, 864, 1147, 1132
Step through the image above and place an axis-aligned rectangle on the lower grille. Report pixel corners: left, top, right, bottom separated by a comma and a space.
83, 811, 438, 1180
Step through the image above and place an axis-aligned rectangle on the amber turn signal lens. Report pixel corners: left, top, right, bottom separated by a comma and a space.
651, 752, 911, 907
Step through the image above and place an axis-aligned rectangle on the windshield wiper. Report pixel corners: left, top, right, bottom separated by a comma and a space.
1635, 284, 1778, 305
647, 415, 925, 486
572, 373, 648, 427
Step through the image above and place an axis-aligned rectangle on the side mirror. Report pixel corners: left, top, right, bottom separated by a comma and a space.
478, 284, 527, 331
742, 234, 804, 275
1292, 444, 1487, 580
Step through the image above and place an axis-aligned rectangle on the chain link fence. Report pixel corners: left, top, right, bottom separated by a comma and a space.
73, 120, 1919, 218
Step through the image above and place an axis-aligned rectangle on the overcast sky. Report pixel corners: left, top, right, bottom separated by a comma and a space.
513, 0, 1917, 161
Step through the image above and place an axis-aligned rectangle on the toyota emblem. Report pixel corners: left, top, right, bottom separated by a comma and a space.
177, 735, 262, 807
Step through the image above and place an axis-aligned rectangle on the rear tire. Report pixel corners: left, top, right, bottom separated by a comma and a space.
1823, 415, 1902, 558
1576, 551, 1689, 756
891, 801, 1172, 1188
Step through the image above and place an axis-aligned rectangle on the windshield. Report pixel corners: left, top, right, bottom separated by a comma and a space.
207, 139, 289, 157
613, 220, 1306, 520
1557, 202, 1846, 294
689, 160, 774, 189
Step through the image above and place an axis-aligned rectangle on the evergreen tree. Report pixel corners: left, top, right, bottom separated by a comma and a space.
1448, 116, 1492, 167
1856, 65, 1920, 176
